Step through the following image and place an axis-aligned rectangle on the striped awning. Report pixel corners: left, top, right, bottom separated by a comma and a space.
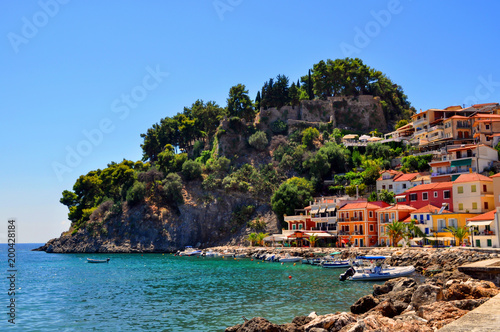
310, 208, 319, 215
467, 220, 493, 227
450, 158, 472, 167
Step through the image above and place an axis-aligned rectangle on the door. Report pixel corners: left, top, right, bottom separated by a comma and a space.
476, 239, 481, 247
359, 239, 364, 247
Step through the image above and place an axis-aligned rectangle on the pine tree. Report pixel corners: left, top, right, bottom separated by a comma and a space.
308, 69, 313, 100
255, 91, 261, 111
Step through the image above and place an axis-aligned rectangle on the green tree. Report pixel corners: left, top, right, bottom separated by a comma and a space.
227, 84, 255, 122
378, 189, 395, 204
181, 160, 203, 181
308, 234, 319, 247
271, 177, 314, 223
162, 173, 184, 205
256, 232, 269, 246
445, 226, 469, 246
126, 181, 146, 206
386, 221, 405, 246
248, 131, 268, 151
302, 127, 320, 148
248, 232, 258, 246
395, 119, 409, 129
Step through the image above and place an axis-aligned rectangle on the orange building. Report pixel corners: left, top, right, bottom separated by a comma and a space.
376, 204, 416, 246
338, 201, 389, 247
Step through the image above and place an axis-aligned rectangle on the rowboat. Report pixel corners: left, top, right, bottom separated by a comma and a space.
87, 258, 110, 263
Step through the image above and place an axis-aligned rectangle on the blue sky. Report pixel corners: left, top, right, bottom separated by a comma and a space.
1, 0, 500, 243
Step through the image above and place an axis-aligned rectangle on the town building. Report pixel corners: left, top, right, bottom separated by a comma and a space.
376, 204, 416, 246
452, 173, 495, 214
466, 208, 500, 248
492, 172, 500, 207
396, 182, 453, 211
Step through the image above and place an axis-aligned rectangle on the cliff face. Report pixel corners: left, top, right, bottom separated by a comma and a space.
37, 183, 279, 253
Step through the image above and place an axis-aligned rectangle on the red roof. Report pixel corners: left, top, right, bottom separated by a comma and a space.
411, 204, 450, 214
472, 114, 500, 119
491, 173, 500, 178
394, 173, 419, 182
340, 201, 389, 211
447, 115, 469, 120
404, 182, 452, 193
472, 103, 499, 108
376, 204, 416, 212
467, 210, 496, 221
454, 173, 493, 183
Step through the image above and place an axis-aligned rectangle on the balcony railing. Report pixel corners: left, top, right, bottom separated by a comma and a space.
338, 217, 363, 222
310, 225, 337, 231
338, 231, 350, 235
472, 230, 496, 236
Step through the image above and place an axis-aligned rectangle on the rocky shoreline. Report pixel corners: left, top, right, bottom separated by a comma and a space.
217, 247, 500, 332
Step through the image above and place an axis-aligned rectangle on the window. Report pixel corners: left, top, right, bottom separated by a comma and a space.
410, 193, 417, 201
380, 226, 384, 234
370, 224, 374, 232
483, 185, 487, 192
472, 202, 478, 210
471, 185, 476, 193
427, 214, 430, 221
423, 192, 428, 200
354, 211, 357, 218
434, 191, 438, 198
402, 183, 407, 189
391, 213, 395, 221
382, 185, 386, 190
485, 202, 489, 210
354, 225, 358, 232
486, 124, 490, 130
444, 190, 450, 199
292, 224, 296, 230
438, 219, 446, 231
487, 239, 492, 247
354, 239, 358, 246
448, 218, 458, 228
458, 186, 464, 194
389, 184, 393, 189
369, 211, 373, 218
459, 203, 464, 210
299, 224, 303, 230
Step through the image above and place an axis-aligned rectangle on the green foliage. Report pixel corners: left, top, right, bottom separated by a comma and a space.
248, 232, 258, 246
270, 119, 288, 134
395, 119, 408, 130
302, 127, 320, 148
386, 221, 405, 246
195, 150, 212, 165
368, 191, 378, 202
495, 142, 500, 159
162, 173, 184, 205
227, 84, 255, 122
126, 181, 146, 206
271, 177, 314, 223
247, 217, 267, 232
378, 189, 395, 204
261, 74, 290, 109
181, 160, 203, 181
232, 205, 255, 226
444, 226, 469, 246
248, 131, 268, 151
401, 154, 432, 172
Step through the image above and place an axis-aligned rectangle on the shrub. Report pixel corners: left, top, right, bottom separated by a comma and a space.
302, 127, 320, 148
126, 182, 146, 206
248, 131, 268, 151
182, 160, 203, 181
270, 119, 288, 134
162, 173, 184, 205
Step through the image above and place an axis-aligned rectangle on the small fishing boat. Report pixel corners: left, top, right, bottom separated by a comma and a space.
278, 254, 302, 263
178, 246, 203, 256
339, 256, 415, 281
87, 258, 110, 263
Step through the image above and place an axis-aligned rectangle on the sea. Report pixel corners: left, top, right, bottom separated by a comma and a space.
1, 244, 377, 331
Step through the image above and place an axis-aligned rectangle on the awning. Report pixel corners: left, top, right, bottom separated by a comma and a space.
263, 235, 287, 242
395, 195, 406, 200
341, 239, 349, 243
411, 237, 423, 242
426, 236, 455, 241
318, 207, 326, 213
306, 232, 333, 238
467, 220, 494, 227
310, 208, 319, 215
326, 206, 336, 213
450, 158, 472, 167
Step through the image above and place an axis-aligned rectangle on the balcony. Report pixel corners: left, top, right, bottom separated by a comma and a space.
429, 125, 444, 132
413, 117, 427, 126
472, 230, 496, 236
351, 231, 364, 236
338, 230, 350, 235
310, 225, 337, 232
338, 217, 363, 222
311, 216, 337, 224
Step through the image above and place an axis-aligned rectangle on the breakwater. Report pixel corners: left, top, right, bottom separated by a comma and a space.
222, 247, 500, 332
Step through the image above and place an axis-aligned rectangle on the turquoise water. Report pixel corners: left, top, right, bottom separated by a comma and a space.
2, 244, 377, 331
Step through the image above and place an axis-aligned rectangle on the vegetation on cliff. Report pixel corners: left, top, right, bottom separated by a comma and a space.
59, 58, 419, 239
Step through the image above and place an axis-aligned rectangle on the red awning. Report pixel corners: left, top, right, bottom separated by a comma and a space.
341, 239, 349, 244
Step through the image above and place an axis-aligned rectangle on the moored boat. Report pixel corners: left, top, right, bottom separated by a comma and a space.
321, 252, 351, 268
339, 256, 415, 281
87, 258, 110, 263
278, 254, 302, 263
178, 246, 203, 256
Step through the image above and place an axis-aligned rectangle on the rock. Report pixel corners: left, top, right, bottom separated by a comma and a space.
307, 328, 327, 332
350, 295, 379, 314
303, 312, 356, 331
367, 299, 398, 318
291, 316, 313, 327
444, 283, 472, 301
393, 300, 409, 315
410, 284, 443, 309
225, 317, 283, 332
418, 302, 468, 330
448, 298, 489, 311
308, 312, 318, 319
339, 314, 432, 332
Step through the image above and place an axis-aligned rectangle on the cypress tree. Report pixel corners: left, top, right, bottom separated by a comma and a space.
308, 69, 313, 100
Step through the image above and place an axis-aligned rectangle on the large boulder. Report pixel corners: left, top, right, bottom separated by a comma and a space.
339, 314, 432, 332
366, 299, 398, 318
302, 312, 356, 331
225, 317, 283, 332
418, 301, 468, 330
350, 295, 379, 314
410, 284, 443, 309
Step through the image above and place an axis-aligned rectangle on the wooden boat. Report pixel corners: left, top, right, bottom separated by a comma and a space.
339, 256, 415, 281
87, 258, 110, 263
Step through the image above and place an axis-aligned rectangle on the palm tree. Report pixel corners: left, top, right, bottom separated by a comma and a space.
386, 221, 405, 247
248, 233, 257, 246
308, 234, 319, 247
444, 226, 469, 246
256, 232, 269, 246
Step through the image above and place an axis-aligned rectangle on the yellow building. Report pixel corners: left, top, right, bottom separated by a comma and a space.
430, 212, 476, 246
453, 173, 495, 213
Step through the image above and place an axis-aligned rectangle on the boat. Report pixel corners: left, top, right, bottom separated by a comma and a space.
203, 250, 219, 257
339, 256, 415, 281
87, 258, 110, 263
178, 246, 203, 256
321, 252, 351, 269
220, 252, 235, 258
278, 254, 302, 263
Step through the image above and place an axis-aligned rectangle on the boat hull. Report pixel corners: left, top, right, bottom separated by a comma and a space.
322, 261, 351, 268
348, 266, 415, 281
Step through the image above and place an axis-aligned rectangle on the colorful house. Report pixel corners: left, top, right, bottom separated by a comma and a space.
376, 171, 420, 195
452, 173, 495, 214
376, 204, 416, 246
466, 208, 500, 248
430, 212, 476, 246
338, 201, 389, 247
491, 172, 500, 207
397, 182, 453, 211
410, 204, 446, 237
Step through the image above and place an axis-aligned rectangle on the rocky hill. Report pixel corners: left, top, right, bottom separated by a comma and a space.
36, 182, 279, 253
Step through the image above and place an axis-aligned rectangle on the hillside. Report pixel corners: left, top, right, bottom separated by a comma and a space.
39, 57, 416, 253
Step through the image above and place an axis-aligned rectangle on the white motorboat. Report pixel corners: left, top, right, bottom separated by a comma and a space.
278, 254, 302, 263
203, 250, 219, 257
220, 252, 235, 258
339, 256, 415, 281
321, 252, 351, 268
178, 246, 202, 256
